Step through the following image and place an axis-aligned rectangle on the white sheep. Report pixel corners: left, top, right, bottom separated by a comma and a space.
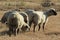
25, 8, 57, 32
7, 11, 30, 36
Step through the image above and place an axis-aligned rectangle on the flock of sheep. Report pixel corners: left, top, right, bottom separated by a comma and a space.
0, 8, 57, 36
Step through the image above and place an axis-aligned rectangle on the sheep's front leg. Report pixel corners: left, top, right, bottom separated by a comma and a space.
42, 18, 48, 31
17, 28, 19, 34
8, 28, 11, 36
14, 28, 18, 36
8, 27, 13, 36
42, 22, 45, 31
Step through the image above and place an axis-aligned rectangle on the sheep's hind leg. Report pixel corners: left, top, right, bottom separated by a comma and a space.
33, 24, 37, 32
38, 23, 41, 31
29, 22, 32, 31
29, 22, 32, 28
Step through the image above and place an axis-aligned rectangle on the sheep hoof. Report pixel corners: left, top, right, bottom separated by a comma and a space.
43, 30, 45, 32
8, 31, 12, 37
14, 33, 17, 36
8, 33, 11, 37
33, 30, 35, 32
38, 29, 40, 31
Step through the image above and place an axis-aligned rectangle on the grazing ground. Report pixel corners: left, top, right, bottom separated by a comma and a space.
0, 11, 60, 40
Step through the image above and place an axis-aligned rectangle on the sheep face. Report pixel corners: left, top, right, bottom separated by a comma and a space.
49, 9, 57, 16
1, 17, 7, 23
21, 25, 30, 32
1, 11, 12, 23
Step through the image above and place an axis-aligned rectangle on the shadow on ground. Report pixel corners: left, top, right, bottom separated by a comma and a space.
0, 30, 9, 36
0, 30, 29, 37
45, 32, 60, 35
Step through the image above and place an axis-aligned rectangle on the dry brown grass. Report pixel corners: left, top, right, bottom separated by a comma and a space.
0, 0, 60, 40
0, 0, 60, 11
0, 9, 60, 40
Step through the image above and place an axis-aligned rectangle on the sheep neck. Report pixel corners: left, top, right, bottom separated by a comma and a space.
44, 10, 53, 17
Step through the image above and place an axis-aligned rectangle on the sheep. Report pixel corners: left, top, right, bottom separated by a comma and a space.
25, 8, 57, 32
7, 11, 30, 36
32, 8, 57, 32
25, 9, 35, 27
19, 12, 29, 25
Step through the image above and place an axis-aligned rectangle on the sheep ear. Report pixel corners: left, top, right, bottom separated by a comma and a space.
49, 10, 56, 14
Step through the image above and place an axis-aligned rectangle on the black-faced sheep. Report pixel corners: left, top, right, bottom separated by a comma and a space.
32, 8, 57, 32
25, 8, 57, 32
